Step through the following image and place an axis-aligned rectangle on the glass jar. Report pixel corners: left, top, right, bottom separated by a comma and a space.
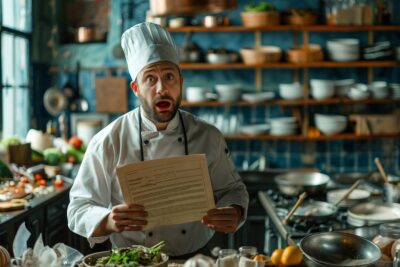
238, 246, 258, 259
217, 249, 238, 267
379, 223, 400, 239
375, 0, 393, 25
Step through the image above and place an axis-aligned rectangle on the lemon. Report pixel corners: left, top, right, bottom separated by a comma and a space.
281, 246, 303, 266
271, 248, 284, 265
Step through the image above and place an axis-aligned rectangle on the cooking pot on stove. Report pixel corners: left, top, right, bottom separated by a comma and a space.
274, 172, 330, 196
291, 200, 338, 221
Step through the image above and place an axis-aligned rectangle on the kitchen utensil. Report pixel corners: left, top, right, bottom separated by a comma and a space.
240, 46, 282, 64
282, 192, 307, 224
292, 199, 338, 221
274, 172, 330, 196
299, 232, 381, 267
327, 188, 370, 208
82, 247, 169, 267
374, 157, 389, 184
334, 179, 362, 206
70, 62, 89, 112
43, 87, 68, 117
348, 202, 400, 226
178, 32, 203, 63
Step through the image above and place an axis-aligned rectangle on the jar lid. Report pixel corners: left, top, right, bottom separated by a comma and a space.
379, 222, 400, 238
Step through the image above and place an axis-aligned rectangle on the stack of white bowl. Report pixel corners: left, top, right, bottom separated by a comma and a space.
335, 79, 355, 97
368, 81, 389, 99
327, 39, 360, 62
310, 79, 335, 99
315, 114, 347, 135
269, 117, 298, 136
215, 84, 241, 102
348, 84, 369, 100
390, 83, 400, 99
185, 87, 210, 102
279, 82, 303, 100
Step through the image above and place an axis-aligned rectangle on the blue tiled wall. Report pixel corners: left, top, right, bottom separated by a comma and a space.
40, 0, 400, 174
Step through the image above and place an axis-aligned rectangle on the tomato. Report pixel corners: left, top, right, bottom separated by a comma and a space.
8, 181, 16, 188
69, 136, 83, 149
35, 173, 44, 182
54, 178, 64, 188
38, 179, 46, 187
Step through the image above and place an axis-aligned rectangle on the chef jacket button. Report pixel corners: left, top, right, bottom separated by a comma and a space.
224, 148, 229, 154
148, 232, 153, 237
181, 229, 186, 235
144, 140, 149, 145
178, 137, 183, 142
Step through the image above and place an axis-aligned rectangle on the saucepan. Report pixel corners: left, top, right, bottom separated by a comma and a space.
274, 172, 330, 196
299, 232, 381, 267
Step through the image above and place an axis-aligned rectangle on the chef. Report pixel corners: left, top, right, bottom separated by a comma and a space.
67, 22, 249, 257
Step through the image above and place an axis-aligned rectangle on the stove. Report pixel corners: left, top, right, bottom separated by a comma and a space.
258, 189, 376, 254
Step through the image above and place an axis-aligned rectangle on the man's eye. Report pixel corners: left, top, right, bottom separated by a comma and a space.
146, 76, 155, 83
166, 73, 175, 80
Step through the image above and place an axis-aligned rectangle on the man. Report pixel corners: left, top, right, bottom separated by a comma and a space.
67, 22, 249, 257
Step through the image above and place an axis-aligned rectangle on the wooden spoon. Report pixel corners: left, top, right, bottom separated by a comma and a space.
282, 192, 307, 225
335, 179, 362, 206
374, 157, 389, 184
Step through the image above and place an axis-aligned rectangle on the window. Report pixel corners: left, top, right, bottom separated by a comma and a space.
1, 0, 32, 139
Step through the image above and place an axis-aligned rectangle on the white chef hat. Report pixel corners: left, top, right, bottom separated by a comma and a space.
121, 22, 180, 81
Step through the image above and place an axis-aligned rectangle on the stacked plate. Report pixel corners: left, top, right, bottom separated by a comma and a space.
327, 188, 370, 208
368, 81, 389, 99
390, 83, 400, 99
240, 124, 270, 135
269, 117, 298, 136
347, 202, 400, 227
241, 91, 275, 103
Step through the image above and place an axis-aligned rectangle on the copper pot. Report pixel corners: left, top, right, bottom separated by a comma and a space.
76, 27, 97, 42
150, 0, 237, 17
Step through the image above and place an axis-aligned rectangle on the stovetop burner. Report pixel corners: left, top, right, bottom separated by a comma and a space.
265, 189, 353, 239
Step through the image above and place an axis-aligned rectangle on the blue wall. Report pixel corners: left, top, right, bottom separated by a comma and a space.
38, 0, 400, 175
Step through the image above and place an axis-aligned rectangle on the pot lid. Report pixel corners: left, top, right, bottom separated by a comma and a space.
43, 88, 68, 116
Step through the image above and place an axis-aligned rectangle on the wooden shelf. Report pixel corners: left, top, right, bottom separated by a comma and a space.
224, 133, 400, 141
168, 25, 400, 33
181, 98, 400, 107
180, 61, 399, 70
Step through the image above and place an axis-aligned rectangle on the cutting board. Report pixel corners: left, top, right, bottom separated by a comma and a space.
0, 199, 28, 212
95, 77, 128, 113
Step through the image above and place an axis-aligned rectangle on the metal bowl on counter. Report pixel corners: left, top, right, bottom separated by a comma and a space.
274, 172, 330, 196
299, 232, 381, 267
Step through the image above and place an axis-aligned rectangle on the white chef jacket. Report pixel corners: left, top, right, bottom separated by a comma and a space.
67, 108, 249, 256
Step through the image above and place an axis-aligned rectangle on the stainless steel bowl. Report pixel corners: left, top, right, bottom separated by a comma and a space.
274, 172, 330, 196
299, 232, 381, 267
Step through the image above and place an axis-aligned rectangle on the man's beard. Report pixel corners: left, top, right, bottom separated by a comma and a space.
139, 93, 182, 123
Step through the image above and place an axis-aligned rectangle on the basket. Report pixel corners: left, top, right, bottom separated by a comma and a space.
284, 13, 318, 25
240, 46, 282, 64
241, 11, 280, 27
286, 44, 323, 63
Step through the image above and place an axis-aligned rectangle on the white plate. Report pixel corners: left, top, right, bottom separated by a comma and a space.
241, 92, 275, 103
240, 124, 270, 135
348, 202, 400, 223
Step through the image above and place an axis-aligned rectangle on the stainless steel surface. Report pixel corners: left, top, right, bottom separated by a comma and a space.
348, 202, 400, 226
274, 172, 330, 196
149, 0, 237, 16
299, 232, 381, 267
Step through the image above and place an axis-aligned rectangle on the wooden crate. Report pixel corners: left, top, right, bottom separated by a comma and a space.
349, 111, 400, 135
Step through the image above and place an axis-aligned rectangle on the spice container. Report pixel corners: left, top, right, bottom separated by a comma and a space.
239, 246, 258, 258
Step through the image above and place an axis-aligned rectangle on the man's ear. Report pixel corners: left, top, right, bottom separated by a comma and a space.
130, 81, 138, 96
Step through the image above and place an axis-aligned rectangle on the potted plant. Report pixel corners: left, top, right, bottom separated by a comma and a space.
241, 1, 280, 27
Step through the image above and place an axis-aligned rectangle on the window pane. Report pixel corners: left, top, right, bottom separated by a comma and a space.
1, 0, 32, 32
1, 33, 14, 85
1, 87, 29, 138
15, 37, 29, 85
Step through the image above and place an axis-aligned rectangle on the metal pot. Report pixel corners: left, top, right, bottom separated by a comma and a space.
70, 26, 102, 43
274, 172, 330, 196
299, 232, 381, 267
150, 0, 237, 16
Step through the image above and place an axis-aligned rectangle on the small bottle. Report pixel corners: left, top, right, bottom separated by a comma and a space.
238, 246, 258, 259
217, 249, 238, 267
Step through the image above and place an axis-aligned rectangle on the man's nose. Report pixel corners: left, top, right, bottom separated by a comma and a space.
155, 79, 166, 94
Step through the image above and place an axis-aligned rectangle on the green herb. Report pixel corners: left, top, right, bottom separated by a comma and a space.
95, 241, 165, 267
244, 1, 276, 12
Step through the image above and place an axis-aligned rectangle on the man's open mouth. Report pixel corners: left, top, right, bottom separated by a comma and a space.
155, 100, 172, 111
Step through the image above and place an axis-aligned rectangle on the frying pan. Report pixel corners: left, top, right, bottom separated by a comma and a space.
274, 172, 330, 196
70, 62, 89, 112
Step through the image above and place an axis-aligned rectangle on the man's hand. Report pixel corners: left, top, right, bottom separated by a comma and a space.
93, 204, 148, 236
201, 205, 242, 233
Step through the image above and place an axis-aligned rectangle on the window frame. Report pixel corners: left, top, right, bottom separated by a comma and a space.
0, 0, 33, 138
